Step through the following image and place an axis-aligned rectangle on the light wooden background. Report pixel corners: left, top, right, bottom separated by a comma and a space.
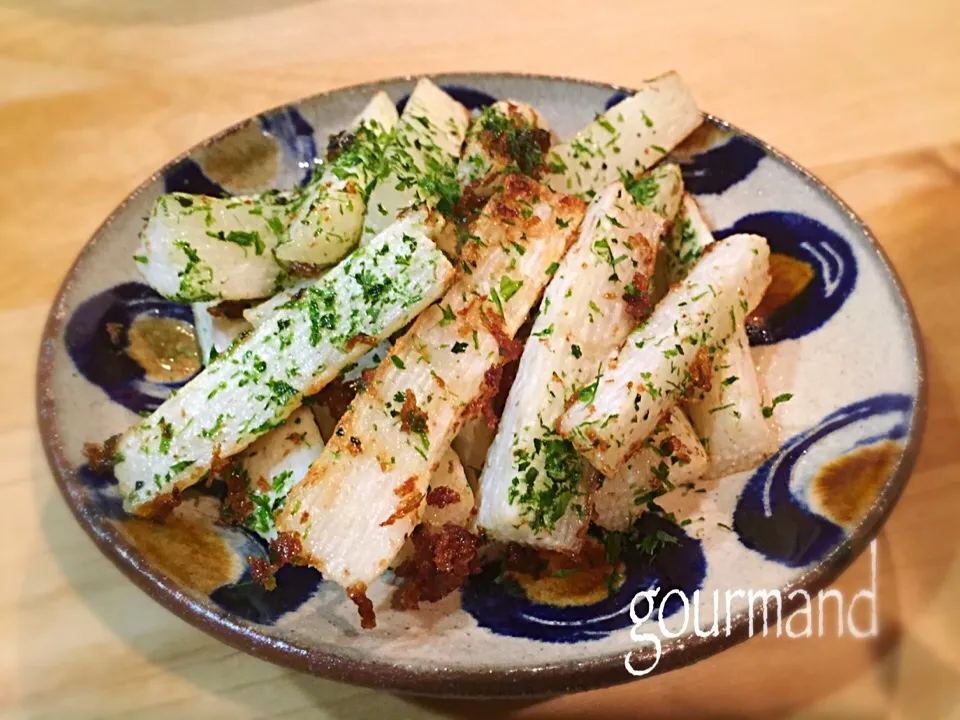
2, 0, 959, 717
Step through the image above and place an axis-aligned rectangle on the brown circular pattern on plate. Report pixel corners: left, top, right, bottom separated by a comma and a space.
198, 121, 280, 194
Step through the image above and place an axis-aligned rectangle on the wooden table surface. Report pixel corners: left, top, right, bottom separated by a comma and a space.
2, 0, 959, 717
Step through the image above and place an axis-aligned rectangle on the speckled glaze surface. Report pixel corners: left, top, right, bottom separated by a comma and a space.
36, 74, 924, 697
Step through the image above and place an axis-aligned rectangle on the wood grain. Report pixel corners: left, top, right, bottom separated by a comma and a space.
2, 0, 959, 717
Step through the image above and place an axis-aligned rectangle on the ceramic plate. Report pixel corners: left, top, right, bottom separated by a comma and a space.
37, 73, 924, 697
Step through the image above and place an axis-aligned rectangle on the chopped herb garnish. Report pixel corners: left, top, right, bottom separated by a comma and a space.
619, 168, 660, 207
439, 304, 456, 326
308, 299, 322, 346
762, 393, 793, 418
170, 460, 195, 474
271, 469, 294, 493
210, 230, 265, 256
499, 276, 523, 302
708, 403, 735, 414
158, 418, 173, 454
597, 117, 617, 134
574, 365, 603, 404
489, 287, 504, 317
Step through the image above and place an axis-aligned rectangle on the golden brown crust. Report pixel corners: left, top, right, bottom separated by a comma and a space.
205, 299, 256, 319
220, 457, 253, 525
461, 174, 582, 264
379, 491, 425, 527
344, 333, 378, 352
270, 531, 303, 566
464, 364, 505, 430
137, 487, 182, 521
394, 476, 418, 497
661, 434, 692, 464
478, 102, 552, 175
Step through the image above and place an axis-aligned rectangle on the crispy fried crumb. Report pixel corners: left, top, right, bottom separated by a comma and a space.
623, 271, 654, 323
426, 485, 461, 508
398, 389, 429, 436
686, 348, 713, 397
206, 299, 255, 319
394, 524, 482, 610
83, 435, 120, 475
346, 582, 377, 629
249, 556, 277, 591
285, 262, 327, 278
138, 487, 182, 521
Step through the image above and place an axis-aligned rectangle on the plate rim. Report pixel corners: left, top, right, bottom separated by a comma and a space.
35, 71, 928, 698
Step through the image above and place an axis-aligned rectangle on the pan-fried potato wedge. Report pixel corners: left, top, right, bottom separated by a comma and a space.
593, 410, 707, 531
457, 100, 553, 195
278, 176, 585, 602
136, 190, 291, 302
137, 93, 397, 301
433, 100, 557, 258
688, 322, 777, 476
275, 91, 399, 267
543, 72, 701, 200
115, 210, 454, 514
558, 233, 770, 477
662, 195, 776, 477
361, 79, 470, 243
237, 407, 325, 540
477, 179, 675, 550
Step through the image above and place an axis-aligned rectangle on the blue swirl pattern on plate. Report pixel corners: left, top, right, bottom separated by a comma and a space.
604, 89, 632, 111
65, 282, 200, 415
604, 91, 764, 195
734, 393, 913, 567
716, 211, 858, 345
76, 464, 127, 520
164, 158, 230, 196
678, 136, 766, 196
258, 106, 318, 187
210, 565, 323, 625
462, 514, 705, 643
396, 85, 497, 115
